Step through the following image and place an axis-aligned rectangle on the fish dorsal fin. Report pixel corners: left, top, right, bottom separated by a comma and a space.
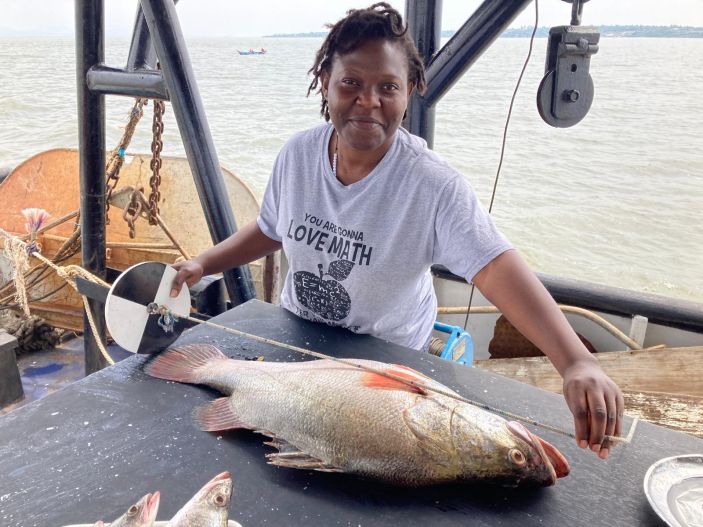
361, 365, 429, 395
193, 397, 252, 432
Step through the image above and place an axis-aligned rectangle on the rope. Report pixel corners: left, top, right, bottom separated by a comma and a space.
1, 231, 32, 316
464, 0, 539, 333
439, 305, 645, 350
81, 295, 115, 366
176, 310, 636, 445
0, 228, 114, 365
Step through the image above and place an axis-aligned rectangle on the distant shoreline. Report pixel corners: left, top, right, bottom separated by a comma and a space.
2, 24, 702, 39
264, 25, 703, 39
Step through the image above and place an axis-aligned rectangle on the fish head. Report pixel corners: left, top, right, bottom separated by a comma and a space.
111, 491, 160, 527
503, 421, 571, 486
198, 471, 233, 510
449, 406, 570, 487
171, 471, 232, 524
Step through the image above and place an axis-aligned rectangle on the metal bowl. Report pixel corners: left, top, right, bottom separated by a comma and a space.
643, 454, 703, 527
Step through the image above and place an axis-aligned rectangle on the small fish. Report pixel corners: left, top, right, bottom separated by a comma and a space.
166, 471, 232, 527
146, 344, 570, 487
107, 491, 160, 527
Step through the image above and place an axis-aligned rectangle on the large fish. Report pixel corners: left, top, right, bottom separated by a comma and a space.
146, 344, 570, 487
165, 471, 232, 526
106, 492, 160, 527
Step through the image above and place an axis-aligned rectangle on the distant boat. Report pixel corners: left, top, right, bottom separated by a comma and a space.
238, 49, 267, 55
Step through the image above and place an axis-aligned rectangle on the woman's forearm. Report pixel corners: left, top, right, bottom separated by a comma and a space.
194, 220, 282, 276
472, 249, 596, 375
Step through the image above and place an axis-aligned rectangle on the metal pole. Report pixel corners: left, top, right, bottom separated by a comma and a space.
406, 0, 533, 146
127, 5, 158, 71
87, 66, 168, 100
139, 0, 256, 305
75, 0, 108, 374
404, 0, 442, 147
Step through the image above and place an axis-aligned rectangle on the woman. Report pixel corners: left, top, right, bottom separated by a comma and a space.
170, 2, 623, 459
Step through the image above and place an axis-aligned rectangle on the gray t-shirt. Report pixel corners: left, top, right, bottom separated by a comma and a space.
257, 123, 511, 350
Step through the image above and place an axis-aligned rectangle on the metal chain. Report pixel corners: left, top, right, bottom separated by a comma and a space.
148, 99, 165, 226
122, 188, 144, 239
105, 98, 148, 224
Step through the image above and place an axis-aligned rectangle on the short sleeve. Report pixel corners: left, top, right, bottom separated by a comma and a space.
432, 176, 512, 282
256, 150, 284, 242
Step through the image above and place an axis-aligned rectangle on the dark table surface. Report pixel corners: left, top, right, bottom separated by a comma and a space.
0, 300, 698, 527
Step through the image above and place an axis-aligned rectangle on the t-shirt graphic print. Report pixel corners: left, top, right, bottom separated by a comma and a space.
293, 259, 353, 321
257, 123, 511, 350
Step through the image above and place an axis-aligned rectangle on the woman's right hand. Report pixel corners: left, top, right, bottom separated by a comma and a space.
170, 260, 205, 297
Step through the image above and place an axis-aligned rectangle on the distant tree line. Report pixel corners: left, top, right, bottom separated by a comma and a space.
497, 25, 703, 38
266, 26, 703, 39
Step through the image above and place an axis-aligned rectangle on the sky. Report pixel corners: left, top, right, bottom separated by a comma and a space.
1, 0, 702, 38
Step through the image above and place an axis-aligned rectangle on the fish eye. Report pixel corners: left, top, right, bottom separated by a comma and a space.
127, 505, 139, 516
509, 448, 527, 467
214, 493, 227, 506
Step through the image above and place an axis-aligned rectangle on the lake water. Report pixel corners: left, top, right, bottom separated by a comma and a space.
0, 36, 701, 303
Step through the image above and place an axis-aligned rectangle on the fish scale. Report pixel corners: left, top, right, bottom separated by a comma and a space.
215, 361, 428, 476
146, 344, 570, 487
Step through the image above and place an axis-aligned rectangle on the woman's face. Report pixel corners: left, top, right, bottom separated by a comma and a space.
321, 38, 413, 155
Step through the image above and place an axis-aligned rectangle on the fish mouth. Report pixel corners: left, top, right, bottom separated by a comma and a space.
141, 491, 160, 522
201, 471, 232, 494
210, 471, 231, 483
507, 421, 570, 485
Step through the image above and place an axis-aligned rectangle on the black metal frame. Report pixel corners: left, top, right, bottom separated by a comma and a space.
75, 0, 256, 372
74, 0, 535, 371
76, 0, 699, 369
404, 0, 533, 147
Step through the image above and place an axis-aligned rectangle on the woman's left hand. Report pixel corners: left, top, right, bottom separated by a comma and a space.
561, 359, 625, 459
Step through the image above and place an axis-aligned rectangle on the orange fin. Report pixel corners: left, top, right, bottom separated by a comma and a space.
193, 397, 252, 432
145, 343, 227, 383
362, 367, 428, 395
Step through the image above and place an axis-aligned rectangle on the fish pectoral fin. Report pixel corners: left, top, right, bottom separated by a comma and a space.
259, 433, 298, 453
265, 451, 343, 473
193, 397, 252, 432
262, 434, 342, 472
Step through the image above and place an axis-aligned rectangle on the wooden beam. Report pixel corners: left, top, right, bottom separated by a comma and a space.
475, 347, 703, 438
475, 346, 702, 397
623, 391, 703, 438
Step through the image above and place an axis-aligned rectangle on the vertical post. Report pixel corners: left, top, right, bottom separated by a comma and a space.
628, 315, 648, 350
139, 0, 256, 305
404, 0, 443, 147
75, 0, 108, 373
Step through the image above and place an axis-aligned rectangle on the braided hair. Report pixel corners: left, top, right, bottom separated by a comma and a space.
307, 2, 427, 121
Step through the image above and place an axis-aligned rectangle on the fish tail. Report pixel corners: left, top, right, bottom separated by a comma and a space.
145, 343, 228, 383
